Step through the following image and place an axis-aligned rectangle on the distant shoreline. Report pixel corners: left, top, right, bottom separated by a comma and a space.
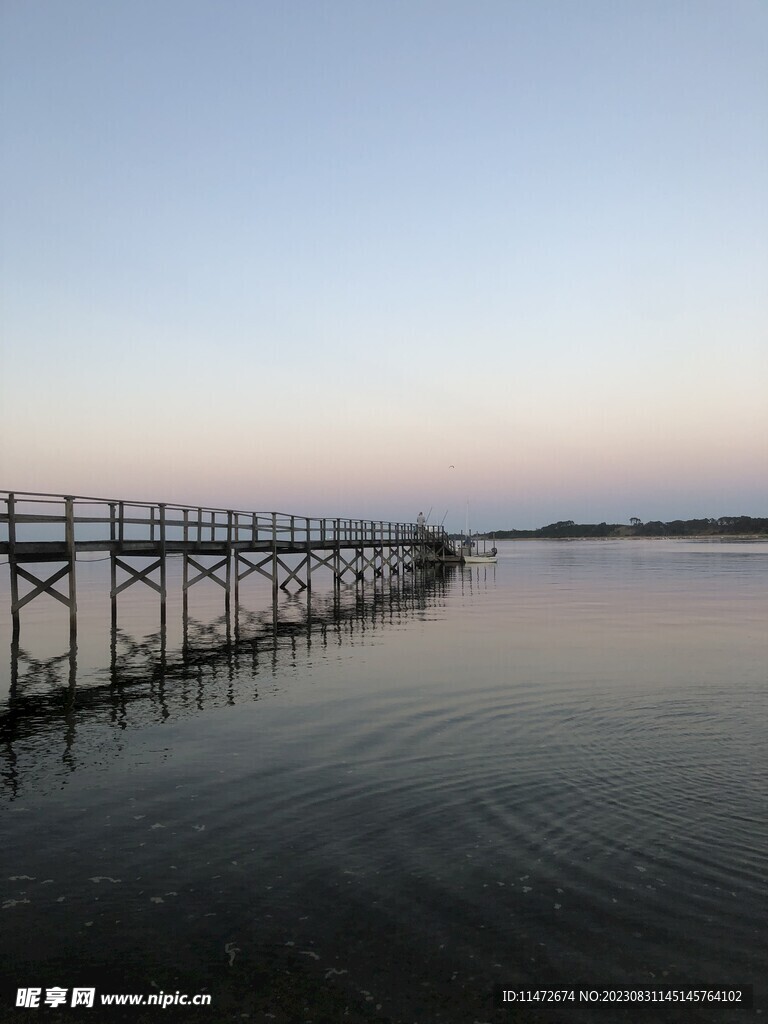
461, 517, 768, 542
484, 534, 768, 542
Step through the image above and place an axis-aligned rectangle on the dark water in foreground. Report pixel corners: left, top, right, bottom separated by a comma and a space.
1, 541, 766, 1023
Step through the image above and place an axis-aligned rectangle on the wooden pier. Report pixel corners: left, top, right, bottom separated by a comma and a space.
0, 490, 459, 632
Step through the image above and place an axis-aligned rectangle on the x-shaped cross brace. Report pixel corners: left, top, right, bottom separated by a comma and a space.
335, 550, 361, 580
184, 556, 229, 590
112, 557, 163, 596
276, 555, 308, 592
236, 553, 274, 583
309, 550, 336, 573
12, 563, 73, 612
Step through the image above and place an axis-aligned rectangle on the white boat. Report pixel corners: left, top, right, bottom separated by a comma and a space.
459, 535, 498, 564
458, 502, 498, 563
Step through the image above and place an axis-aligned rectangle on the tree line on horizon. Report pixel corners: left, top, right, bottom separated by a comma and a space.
480, 516, 768, 540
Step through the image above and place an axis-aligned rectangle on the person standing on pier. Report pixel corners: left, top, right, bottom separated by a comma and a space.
417, 511, 425, 535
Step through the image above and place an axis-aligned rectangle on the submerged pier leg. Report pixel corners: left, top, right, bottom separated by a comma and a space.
65, 497, 77, 633
8, 493, 19, 638
182, 552, 189, 619
333, 518, 341, 588
159, 504, 167, 628
271, 513, 279, 604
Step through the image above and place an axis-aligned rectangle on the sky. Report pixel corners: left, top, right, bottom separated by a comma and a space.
1, 0, 766, 532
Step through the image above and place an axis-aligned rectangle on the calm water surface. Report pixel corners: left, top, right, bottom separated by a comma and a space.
1, 541, 766, 1023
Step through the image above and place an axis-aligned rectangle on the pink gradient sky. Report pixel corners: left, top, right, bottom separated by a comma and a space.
1, 2, 766, 530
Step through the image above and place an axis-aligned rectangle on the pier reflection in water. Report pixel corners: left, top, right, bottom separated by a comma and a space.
1, 563, 453, 800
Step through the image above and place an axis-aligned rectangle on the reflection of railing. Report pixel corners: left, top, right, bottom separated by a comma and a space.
0, 490, 459, 629
0, 569, 452, 799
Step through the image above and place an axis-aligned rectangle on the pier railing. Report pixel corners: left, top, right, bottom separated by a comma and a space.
0, 491, 448, 549
0, 490, 457, 628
